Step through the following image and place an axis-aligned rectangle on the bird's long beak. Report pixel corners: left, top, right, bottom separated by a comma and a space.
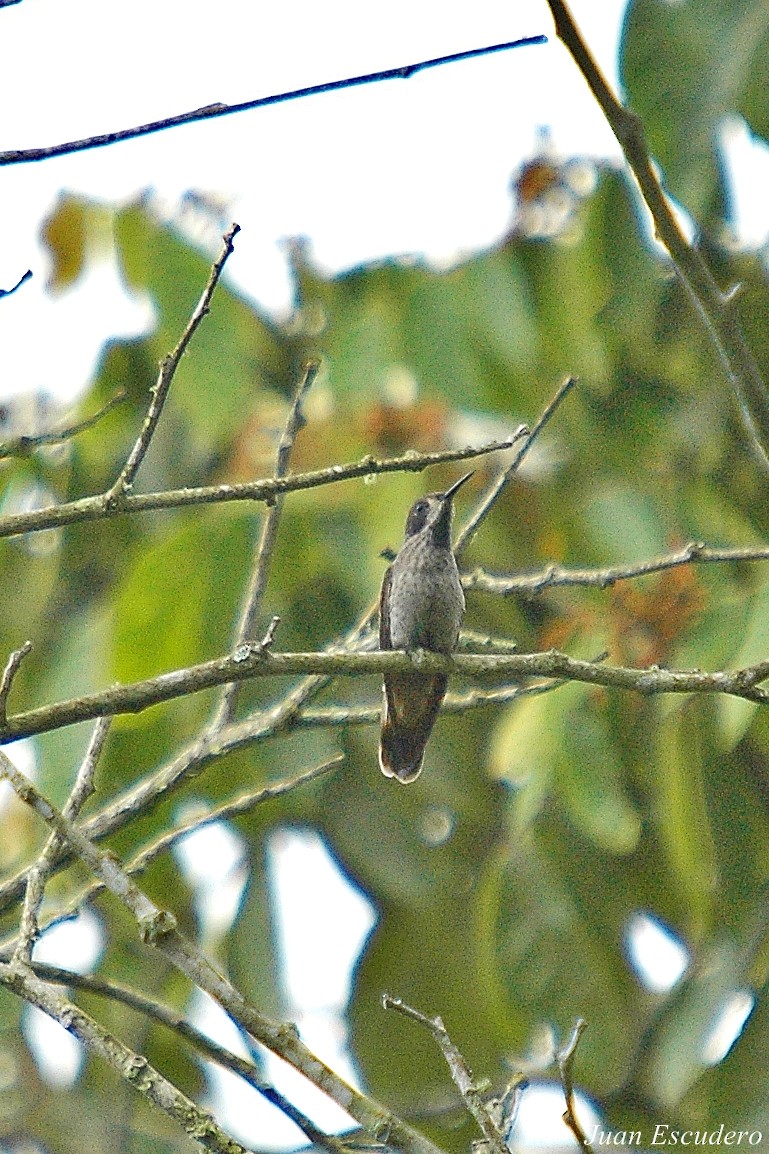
443, 470, 474, 500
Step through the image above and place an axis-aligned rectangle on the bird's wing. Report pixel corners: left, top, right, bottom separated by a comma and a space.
379, 565, 393, 649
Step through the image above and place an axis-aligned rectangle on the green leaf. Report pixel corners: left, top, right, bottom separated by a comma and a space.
622, 0, 769, 222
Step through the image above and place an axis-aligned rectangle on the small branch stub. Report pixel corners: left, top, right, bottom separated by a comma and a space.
557, 1018, 591, 1151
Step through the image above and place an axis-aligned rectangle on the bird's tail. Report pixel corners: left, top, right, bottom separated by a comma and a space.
378, 671, 448, 783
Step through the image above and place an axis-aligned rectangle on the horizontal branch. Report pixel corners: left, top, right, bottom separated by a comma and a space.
464, 540, 769, 594
3, 645, 769, 744
0, 433, 525, 540
0, 36, 545, 166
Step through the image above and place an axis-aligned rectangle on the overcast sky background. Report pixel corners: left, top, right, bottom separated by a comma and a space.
3, 0, 769, 1148
0, 0, 633, 404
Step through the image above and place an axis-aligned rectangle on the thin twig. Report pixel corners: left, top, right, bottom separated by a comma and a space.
25, 961, 349, 1154
0, 640, 32, 724
0, 432, 526, 541
97, 755, 341, 884
545, 0, 769, 464
105, 225, 240, 504
12, 717, 110, 965
0, 36, 546, 167
455, 375, 577, 556
0, 751, 447, 1154
382, 995, 507, 1154
0, 390, 126, 460
0, 268, 32, 297
464, 540, 769, 595
557, 1019, 591, 1151
211, 359, 320, 730
0, 758, 340, 955
0, 961, 250, 1154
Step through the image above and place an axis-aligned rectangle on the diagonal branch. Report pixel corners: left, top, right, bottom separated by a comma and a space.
557, 1019, 591, 1151
0, 758, 340, 954
0, 640, 32, 724
455, 374, 577, 556
0, 390, 126, 460
26, 961, 350, 1154
13, 717, 110, 965
545, 0, 769, 464
105, 224, 240, 504
210, 359, 319, 730
0, 750, 447, 1154
0, 36, 545, 167
0, 268, 32, 297
382, 994, 508, 1154
0, 960, 251, 1154
0, 683, 565, 930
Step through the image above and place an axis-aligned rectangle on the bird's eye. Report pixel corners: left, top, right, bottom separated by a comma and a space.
414, 501, 427, 514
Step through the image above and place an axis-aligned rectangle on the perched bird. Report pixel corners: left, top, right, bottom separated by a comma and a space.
378, 471, 472, 782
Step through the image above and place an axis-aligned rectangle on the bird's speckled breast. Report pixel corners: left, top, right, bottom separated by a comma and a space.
386, 538, 464, 653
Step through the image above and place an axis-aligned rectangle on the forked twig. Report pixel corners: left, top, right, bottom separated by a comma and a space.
382, 994, 508, 1154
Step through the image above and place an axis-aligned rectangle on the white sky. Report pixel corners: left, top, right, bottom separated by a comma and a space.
0, 0, 631, 402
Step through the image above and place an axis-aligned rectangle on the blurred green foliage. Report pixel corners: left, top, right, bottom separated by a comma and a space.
2, 1, 769, 1148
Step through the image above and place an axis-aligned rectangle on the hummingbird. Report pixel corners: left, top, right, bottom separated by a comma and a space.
378, 471, 473, 782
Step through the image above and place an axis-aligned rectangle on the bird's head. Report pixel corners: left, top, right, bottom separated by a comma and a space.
403, 470, 473, 548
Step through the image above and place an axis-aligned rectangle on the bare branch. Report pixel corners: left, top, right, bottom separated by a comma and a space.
12, 717, 111, 965
0, 268, 32, 297
382, 994, 508, 1154
464, 540, 769, 595
0, 390, 126, 460
0, 683, 566, 928
105, 225, 240, 503
455, 375, 577, 556
0, 432, 526, 541
99, 755, 342, 882
0, 751, 447, 1154
0, 640, 32, 724
0, 961, 250, 1154
7, 644, 769, 745
211, 359, 320, 729
557, 1019, 592, 1152
0, 758, 340, 955
0, 36, 546, 167
26, 961, 349, 1154
545, 0, 769, 465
